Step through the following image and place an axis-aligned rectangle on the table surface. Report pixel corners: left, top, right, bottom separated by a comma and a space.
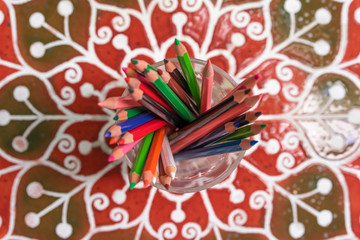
0, 0, 360, 239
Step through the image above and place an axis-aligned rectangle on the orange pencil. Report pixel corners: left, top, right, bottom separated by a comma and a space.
142, 127, 166, 187
98, 96, 141, 109
171, 95, 261, 153
200, 59, 214, 113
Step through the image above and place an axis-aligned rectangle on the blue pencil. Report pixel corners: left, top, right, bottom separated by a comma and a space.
105, 112, 157, 137
188, 111, 262, 149
173, 139, 258, 161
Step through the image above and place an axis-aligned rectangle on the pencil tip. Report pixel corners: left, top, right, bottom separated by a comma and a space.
175, 38, 180, 46
118, 139, 125, 144
97, 101, 105, 107
130, 182, 136, 190
260, 124, 267, 129
131, 59, 138, 64
165, 184, 170, 190
113, 115, 119, 121
144, 68, 150, 73
164, 59, 168, 64
250, 140, 258, 146
244, 89, 251, 94
128, 88, 134, 93
144, 179, 150, 188
122, 67, 127, 73
255, 111, 262, 117
124, 77, 130, 82
170, 172, 175, 179
109, 138, 117, 145
104, 131, 111, 137
255, 74, 260, 80
108, 155, 115, 162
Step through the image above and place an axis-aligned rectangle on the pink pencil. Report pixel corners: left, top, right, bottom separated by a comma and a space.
108, 138, 142, 162
98, 96, 142, 109
200, 59, 214, 113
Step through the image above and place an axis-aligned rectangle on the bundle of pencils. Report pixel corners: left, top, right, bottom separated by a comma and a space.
98, 38, 265, 191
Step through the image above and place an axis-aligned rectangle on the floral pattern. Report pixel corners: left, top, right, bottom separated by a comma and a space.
0, 0, 360, 239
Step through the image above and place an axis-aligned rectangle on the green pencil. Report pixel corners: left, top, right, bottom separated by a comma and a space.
215, 124, 267, 143
174, 38, 201, 106
129, 132, 155, 190
144, 67, 196, 122
114, 107, 147, 121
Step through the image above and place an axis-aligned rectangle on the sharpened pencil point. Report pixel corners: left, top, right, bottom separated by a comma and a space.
130, 182, 136, 190
109, 138, 117, 145
175, 38, 180, 46
104, 131, 111, 137
128, 88, 134, 93
260, 124, 267, 129
255, 111, 262, 117
255, 74, 260, 80
113, 115, 119, 121
118, 139, 125, 144
244, 89, 251, 94
97, 101, 106, 107
165, 184, 170, 190
108, 155, 115, 162
170, 172, 175, 180
250, 140, 258, 146
144, 179, 150, 188
131, 59, 138, 64
122, 67, 127, 73
163, 59, 168, 64
144, 68, 149, 73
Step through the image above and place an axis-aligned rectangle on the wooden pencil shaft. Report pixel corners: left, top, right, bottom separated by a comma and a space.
200, 60, 214, 114
216, 124, 265, 143
143, 127, 166, 175
118, 107, 147, 120
161, 136, 176, 176
114, 112, 156, 134
120, 119, 167, 144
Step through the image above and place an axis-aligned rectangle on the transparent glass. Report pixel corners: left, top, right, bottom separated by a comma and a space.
124, 58, 245, 193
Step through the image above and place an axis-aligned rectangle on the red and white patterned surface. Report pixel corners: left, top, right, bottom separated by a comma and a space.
1, 0, 360, 239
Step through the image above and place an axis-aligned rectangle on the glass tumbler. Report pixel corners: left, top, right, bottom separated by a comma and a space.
124, 58, 246, 193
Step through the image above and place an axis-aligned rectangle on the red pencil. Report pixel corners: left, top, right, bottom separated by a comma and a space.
118, 119, 167, 144
200, 59, 214, 113
170, 95, 261, 153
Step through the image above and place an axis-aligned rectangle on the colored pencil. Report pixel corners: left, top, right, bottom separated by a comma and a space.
158, 69, 199, 116
171, 88, 251, 142
98, 96, 141, 109
142, 127, 166, 187
108, 139, 142, 162
160, 136, 176, 179
105, 112, 157, 137
129, 132, 155, 190
174, 139, 258, 161
131, 59, 150, 73
123, 67, 149, 85
118, 118, 167, 144
164, 59, 192, 96
153, 164, 159, 184
174, 38, 201, 105
170, 95, 261, 153
222, 74, 260, 100
159, 157, 171, 190
109, 135, 121, 145
215, 123, 267, 143
144, 67, 196, 122
189, 111, 262, 149
114, 107, 147, 121
129, 88, 183, 127
200, 59, 214, 113
125, 77, 177, 114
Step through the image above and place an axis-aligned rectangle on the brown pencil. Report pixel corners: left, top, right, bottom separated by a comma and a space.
159, 157, 172, 190
158, 69, 199, 116
222, 74, 260, 100
164, 59, 192, 95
